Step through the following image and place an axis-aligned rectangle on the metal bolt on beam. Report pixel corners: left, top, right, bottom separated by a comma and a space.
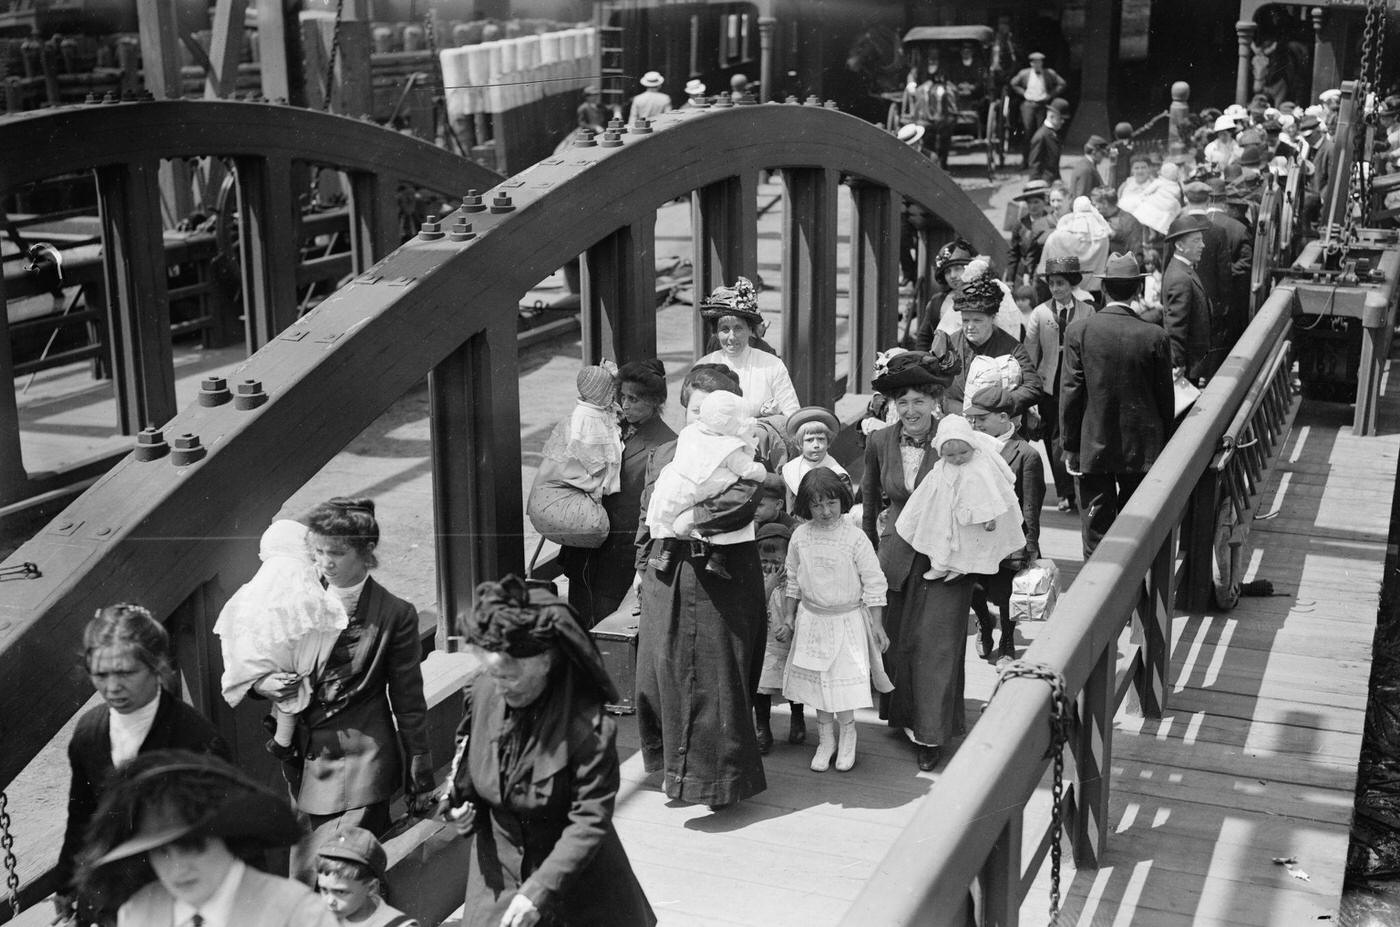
101, 92, 117, 104
170, 433, 206, 466
133, 427, 169, 461
419, 215, 446, 240
804, 95, 821, 106
139, 90, 155, 101
489, 193, 515, 213
573, 129, 597, 148
197, 376, 232, 406
233, 379, 268, 410
785, 95, 799, 104
461, 190, 486, 213
599, 130, 623, 148
608, 117, 625, 132
449, 218, 476, 242
713, 95, 734, 108
83, 92, 97, 104
739, 92, 757, 105
631, 117, 653, 134
825, 100, 838, 109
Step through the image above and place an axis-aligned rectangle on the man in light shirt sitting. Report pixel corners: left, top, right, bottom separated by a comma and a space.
1010, 51, 1067, 165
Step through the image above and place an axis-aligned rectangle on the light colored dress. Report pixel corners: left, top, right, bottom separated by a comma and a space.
895, 418, 1026, 577
780, 454, 851, 496
214, 519, 347, 713
696, 346, 801, 419
1130, 164, 1184, 235
646, 392, 766, 538
757, 570, 792, 695
781, 519, 890, 712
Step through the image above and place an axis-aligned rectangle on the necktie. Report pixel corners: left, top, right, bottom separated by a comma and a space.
900, 433, 929, 449
191, 915, 204, 927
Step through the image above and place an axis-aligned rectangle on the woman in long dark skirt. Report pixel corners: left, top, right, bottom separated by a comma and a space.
635, 364, 771, 810
860, 351, 973, 771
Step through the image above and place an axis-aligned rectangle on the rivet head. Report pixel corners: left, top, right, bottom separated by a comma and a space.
95, 527, 112, 537
449, 219, 476, 242
170, 432, 207, 466
133, 426, 170, 461
804, 95, 821, 106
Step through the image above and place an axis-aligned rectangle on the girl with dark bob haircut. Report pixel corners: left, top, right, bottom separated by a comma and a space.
792, 467, 854, 520
303, 496, 380, 570
616, 359, 667, 406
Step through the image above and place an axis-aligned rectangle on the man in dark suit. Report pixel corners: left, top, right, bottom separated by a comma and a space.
1067, 135, 1108, 201
1172, 181, 1232, 313
1207, 177, 1254, 349
1061, 252, 1175, 558
1010, 52, 1067, 162
1027, 97, 1070, 183
1161, 214, 1219, 383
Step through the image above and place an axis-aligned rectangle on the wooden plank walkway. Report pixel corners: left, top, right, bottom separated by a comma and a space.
561, 358, 1400, 927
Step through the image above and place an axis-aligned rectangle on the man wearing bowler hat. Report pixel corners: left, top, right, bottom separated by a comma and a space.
1010, 52, 1067, 163
1206, 177, 1253, 348
1027, 98, 1071, 184
629, 70, 671, 121
1176, 181, 1232, 317
1006, 179, 1055, 285
1060, 252, 1174, 557
1161, 213, 1219, 383
1067, 135, 1109, 201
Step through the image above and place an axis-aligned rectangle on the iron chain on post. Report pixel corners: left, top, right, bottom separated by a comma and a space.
321, 0, 347, 114
992, 660, 1072, 926
0, 789, 21, 919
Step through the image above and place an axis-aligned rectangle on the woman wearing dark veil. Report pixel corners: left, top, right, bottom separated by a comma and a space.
441, 576, 655, 927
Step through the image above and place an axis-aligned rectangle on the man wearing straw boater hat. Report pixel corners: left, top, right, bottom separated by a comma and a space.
1006, 179, 1055, 285
630, 70, 671, 121
1060, 252, 1174, 557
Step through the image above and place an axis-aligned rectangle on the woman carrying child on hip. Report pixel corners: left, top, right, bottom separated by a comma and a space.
778, 469, 891, 773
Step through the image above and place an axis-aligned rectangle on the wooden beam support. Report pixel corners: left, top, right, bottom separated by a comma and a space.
95, 158, 177, 432
429, 319, 526, 649
1071, 645, 1113, 868
781, 167, 838, 407
232, 155, 301, 348
204, 0, 251, 99
256, 0, 303, 105
849, 181, 900, 394
690, 173, 757, 357
347, 169, 403, 272
135, 0, 182, 99
581, 219, 658, 365
978, 815, 1021, 927
0, 267, 28, 509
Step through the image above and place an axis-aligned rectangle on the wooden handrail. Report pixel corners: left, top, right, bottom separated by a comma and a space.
840, 284, 1298, 924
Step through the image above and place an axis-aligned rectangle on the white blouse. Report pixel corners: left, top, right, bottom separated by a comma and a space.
696, 347, 801, 419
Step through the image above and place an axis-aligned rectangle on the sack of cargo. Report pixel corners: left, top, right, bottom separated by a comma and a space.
1009, 558, 1060, 622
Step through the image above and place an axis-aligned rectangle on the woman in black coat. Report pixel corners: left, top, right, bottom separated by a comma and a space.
442, 576, 654, 927
56, 604, 228, 922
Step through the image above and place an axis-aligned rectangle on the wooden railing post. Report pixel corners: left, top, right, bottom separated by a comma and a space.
781, 167, 838, 406
95, 158, 177, 432
1071, 645, 1112, 868
1136, 531, 1174, 717
0, 270, 28, 510
1181, 468, 1219, 613
848, 181, 900, 393
232, 155, 301, 349
429, 318, 524, 650
347, 169, 404, 273
978, 814, 1022, 927
691, 174, 758, 357
582, 219, 658, 366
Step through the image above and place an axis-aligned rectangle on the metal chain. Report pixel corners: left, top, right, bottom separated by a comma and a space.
0, 790, 20, 919
320, 0, 347, 113
991, 660, 1072, 925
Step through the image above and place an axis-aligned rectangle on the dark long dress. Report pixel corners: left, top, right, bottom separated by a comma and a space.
561, 414, 676, 626
634, 441, 768, 806
861, 421, 977, 747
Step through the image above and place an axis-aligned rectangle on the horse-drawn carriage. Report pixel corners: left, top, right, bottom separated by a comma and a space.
888, 25, 1009, 177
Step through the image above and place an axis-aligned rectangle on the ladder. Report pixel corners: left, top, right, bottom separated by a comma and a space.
595, 0, 630, 117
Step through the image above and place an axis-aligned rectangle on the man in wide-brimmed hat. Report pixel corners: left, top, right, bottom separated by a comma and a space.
1161, 213, 1218, 382
630, 70, 671, 121
1007, 179, 1055, 284
1176, 181, 1232, 314
1060, 252, 1174, 557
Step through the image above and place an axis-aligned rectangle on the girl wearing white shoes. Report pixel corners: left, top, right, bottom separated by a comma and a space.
778, 469, 892, 773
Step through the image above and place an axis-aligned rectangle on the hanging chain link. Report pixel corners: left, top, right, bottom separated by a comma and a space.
0, 790, 21, 919
320, 0, 347, 113
991, 660, 1072, 926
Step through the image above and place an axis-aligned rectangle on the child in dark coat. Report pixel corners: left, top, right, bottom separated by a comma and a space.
964, 385, 1046, 664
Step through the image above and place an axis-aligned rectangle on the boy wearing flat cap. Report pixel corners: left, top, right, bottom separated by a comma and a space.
965, 386, 1045, 664
317, 826, 419, 925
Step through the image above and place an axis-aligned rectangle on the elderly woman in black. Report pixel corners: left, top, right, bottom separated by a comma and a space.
441, 576, 655, 927
860, 351, 969, 772
560, 359, 676, 626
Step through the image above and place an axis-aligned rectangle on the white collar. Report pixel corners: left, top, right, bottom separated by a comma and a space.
108, 692, 162, 765
1173, 253, 1194, 267
328, 574, 369, 596
172, 859, 245, 927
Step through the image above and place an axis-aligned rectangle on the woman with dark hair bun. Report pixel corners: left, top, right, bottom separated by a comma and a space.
560, 358, 675, 626
55, 605, 228, 923
255, 497, 434, 867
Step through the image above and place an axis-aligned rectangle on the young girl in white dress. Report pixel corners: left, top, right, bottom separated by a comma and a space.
214, 518, 349, 757
778, 469, 891, 773
896, 415, 1026, 581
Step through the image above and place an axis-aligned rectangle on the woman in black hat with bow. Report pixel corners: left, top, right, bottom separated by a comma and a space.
860, 351, 973, 771
442, 577, 655, 927
75, 749, 334, 927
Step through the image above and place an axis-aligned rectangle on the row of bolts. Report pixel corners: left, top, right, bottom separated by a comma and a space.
135, 93, 845, 466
